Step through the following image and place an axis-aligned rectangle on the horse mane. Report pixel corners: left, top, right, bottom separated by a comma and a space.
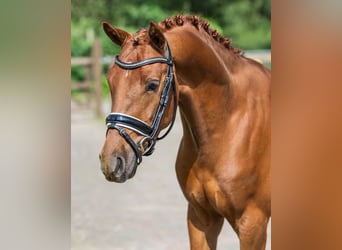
160, 15, 242, 55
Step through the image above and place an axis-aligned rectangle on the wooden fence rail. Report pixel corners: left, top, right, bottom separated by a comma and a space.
71, 39, 102, 116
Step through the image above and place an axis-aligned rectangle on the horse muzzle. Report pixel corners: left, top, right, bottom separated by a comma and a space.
99, 147, 137, 183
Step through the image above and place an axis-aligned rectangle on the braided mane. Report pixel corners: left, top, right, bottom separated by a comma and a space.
160, 15, 242, 55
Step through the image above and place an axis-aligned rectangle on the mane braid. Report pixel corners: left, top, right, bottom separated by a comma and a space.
160, 15, 242, 55
132, 29, 148, 46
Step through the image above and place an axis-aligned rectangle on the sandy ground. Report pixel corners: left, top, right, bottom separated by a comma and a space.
71, 103, 271, 250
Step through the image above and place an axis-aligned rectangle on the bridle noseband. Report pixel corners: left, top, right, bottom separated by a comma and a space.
105, 41, 177, 167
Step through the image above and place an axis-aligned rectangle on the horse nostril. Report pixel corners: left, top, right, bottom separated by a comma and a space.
114, 156, 124, 174
99, 154, 102, 160
117, 156, 123, 168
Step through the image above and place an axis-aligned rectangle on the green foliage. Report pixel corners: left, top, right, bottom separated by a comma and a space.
71, 18, 95, 57
71, 0, 270, 91
219, 1, 270, 49
71, 18, 95, 83
72, 0, 270, 56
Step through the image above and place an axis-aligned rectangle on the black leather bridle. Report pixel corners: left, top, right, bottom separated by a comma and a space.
105, 41, 177, 167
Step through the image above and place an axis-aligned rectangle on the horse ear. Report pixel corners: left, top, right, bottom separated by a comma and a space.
102, 21, 130, 46
148, 21, 166, 51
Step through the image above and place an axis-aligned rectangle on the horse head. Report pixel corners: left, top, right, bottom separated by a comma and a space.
99, 22, 177, 183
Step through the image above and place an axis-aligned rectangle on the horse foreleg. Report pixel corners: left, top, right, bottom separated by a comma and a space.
237, 204, 269, 250
187, 203, 224, 250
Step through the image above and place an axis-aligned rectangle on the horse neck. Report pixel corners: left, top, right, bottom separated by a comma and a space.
164, 27, 240, 149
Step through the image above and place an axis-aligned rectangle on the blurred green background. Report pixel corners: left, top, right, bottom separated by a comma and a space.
71, 0, 270, 100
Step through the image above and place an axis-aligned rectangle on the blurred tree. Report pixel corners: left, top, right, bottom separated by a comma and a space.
71, 0, 270, 91
218, 0, 271, 49
71, 0, 270, 53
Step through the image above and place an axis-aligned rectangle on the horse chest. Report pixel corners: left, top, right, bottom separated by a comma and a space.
183, 169, 235, 218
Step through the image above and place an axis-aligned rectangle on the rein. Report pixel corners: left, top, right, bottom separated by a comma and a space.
105, 42, 177, 166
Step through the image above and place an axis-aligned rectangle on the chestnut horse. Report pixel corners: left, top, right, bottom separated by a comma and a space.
99, 15, 270, 250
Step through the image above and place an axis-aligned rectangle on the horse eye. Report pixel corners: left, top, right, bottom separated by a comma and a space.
145, 80, 159, 93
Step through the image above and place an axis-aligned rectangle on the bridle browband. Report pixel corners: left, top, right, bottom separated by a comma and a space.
105, 41, 177, 167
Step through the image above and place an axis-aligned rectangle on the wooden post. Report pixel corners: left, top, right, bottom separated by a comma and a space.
85, 65, 91, 107
92, 38, 102, 117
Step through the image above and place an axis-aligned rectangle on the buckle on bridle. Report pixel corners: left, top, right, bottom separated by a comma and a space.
137, 137, 155, 156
